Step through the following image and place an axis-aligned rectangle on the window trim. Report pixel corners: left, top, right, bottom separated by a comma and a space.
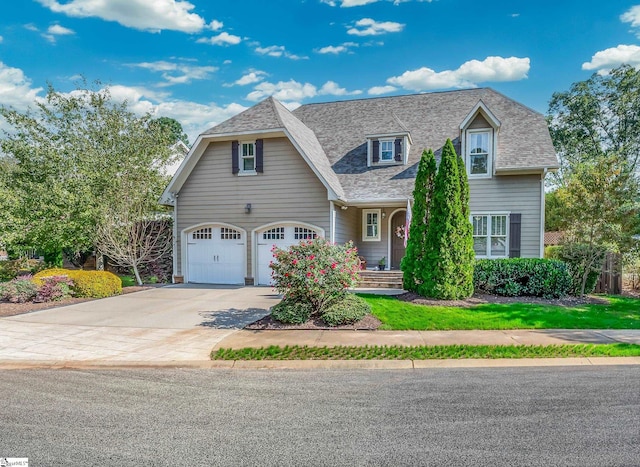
239, 141, 257, 175
466, 129, 493, 179
471, 212, 509, 258
362, 209, 381, 242
379, 139, 395, 163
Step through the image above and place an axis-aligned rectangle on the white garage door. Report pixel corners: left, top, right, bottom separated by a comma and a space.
187, 226, 245, 284
256, 225, 319, 286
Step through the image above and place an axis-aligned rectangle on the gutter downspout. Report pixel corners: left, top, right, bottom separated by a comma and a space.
172, 193, 179, 283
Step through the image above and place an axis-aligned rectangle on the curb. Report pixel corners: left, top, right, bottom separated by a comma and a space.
0, 356, 639, 370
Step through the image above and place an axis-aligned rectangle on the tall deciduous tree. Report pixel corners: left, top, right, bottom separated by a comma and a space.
420, 139, 474, 299
548, 64, 640, 187
402, 149, 436, 291
0, 84, 178, 261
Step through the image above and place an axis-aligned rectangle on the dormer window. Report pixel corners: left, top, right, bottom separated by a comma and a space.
468, 130, 491, 176
460, 101, 500, 179
369, 136, 408, 166
380, 140, 394, 162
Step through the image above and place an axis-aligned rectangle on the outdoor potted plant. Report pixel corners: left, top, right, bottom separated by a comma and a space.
378, 257, 386, 271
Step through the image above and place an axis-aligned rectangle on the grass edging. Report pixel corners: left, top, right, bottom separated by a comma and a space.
212, 343, 640, 361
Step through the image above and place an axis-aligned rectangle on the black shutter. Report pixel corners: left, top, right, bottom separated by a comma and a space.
509, 213, 521, 258
231, 141, 239, 174
255, 139, 264, 173
372, 140, 379, 163
394, 138, 403, 162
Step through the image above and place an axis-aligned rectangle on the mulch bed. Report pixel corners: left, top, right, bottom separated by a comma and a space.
246, 313, 382, 331
0, 285, 154, 318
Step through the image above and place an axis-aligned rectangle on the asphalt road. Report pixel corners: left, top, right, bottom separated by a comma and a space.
1, 366, 638, 466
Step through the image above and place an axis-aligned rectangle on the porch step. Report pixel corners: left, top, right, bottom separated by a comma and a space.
357, 270, 403, 289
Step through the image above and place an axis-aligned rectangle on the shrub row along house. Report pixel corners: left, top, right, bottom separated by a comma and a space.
161, 88, 558, 285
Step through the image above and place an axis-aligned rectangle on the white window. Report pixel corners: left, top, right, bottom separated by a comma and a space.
472, 214, 508, 258
380, 140, 394, 162
362, 209, 381, 241
240, 142, 256, 173
467, 130, 492, 177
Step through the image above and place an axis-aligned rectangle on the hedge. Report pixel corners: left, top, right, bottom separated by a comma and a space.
33, 268, 122, 298
474, 258, 571, 298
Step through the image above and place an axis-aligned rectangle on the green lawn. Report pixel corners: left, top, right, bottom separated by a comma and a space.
212, 343, 640, 360
361, 294, 640, 330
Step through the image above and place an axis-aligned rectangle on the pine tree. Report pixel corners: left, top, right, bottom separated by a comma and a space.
420, 139, 474, 299
401, 149, 436, 291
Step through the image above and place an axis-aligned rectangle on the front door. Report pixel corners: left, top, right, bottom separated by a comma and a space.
390, 210, 406, 269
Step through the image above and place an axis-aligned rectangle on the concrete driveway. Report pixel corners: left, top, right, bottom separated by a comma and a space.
0, 285, 279, 363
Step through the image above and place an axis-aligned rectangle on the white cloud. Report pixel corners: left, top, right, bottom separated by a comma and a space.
317, 42, 358, 54
233, 71, 267, 86
130, 60, 218, 86
208, 19, 224, 31
0, 36, 3, 43
246, 79, 359, 103
0, 61, 44, 111
347, 18, 405, 36
196, 32, 242, 46
318, 81, 361, 96
36, 0, 207, 33
255, 45, 307, 60
387, 56, 530, 91
582, 44, 640, 71
48, 24, 75, 35
247, 80, 318, 102
621, 5, 640, 32
368, 85, 396, 95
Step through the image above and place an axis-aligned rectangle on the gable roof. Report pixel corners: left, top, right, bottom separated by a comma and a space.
162, 97, 345, 203
291, 88, 558, 201
163, 88, 557, 205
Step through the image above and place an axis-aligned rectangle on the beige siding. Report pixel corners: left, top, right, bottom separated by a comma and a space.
469, 174, 542, 257
334, 205, 359, 244
176, 137, 330, 278
468, 113, 490, 129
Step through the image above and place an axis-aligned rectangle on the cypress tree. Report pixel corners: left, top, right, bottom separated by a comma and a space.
401, 149, 436, 291
420, 139, 474, 299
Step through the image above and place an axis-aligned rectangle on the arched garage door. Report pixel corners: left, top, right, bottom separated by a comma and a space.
186, 225, 245, 284
256, 224, 322, 285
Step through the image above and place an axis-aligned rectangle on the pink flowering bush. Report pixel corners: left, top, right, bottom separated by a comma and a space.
34, 275, 74, 303
270, 238, 361, 320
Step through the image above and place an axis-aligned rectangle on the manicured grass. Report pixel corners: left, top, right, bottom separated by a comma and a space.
360, 294, 640, 330
212, 344, 640, 360
119, 275, 136, 287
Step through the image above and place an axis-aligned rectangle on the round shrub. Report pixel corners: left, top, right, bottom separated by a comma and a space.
0, 276, 38, 303
321, 294, 371, 326
33, 268, 122, 298
271, 298, 313, 324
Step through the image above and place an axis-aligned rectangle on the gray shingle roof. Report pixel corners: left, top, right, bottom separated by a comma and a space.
201, 89, 557, 203
291, 88, 557, 201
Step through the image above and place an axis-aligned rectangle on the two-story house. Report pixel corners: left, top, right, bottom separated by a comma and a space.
161, 88, 558, 285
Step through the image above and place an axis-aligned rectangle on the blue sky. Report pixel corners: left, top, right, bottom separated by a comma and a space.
0, 0, 638, 142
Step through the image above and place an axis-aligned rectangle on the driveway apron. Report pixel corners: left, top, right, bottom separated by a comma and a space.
0, 285, 278, 362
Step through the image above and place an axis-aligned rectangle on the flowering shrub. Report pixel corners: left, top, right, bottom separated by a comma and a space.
34, 275, 74, 302
34, 268, 122, 298
270, 238, 361, 315
0, 275, 39, 303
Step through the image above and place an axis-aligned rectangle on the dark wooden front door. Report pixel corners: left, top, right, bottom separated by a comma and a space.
391, 210, 406, 269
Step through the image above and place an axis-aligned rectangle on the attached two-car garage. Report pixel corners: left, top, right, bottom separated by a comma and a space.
184, 222, 322, 285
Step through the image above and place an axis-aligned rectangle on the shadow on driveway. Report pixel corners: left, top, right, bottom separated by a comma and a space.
198, 308, 271, 329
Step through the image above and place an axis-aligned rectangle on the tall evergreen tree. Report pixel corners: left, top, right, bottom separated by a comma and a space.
402, 149, 436, 291
420, 139, 474, 299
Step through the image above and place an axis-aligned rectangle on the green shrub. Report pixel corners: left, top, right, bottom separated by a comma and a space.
544, 245, 562, 259
33, 268, 122, 298
0, 258, 46, 282
555, 243, 604, 296
321, 294, 371, 326
474, 258, 571, 298
271, 299, 313, 324
0, 276, 39, 303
